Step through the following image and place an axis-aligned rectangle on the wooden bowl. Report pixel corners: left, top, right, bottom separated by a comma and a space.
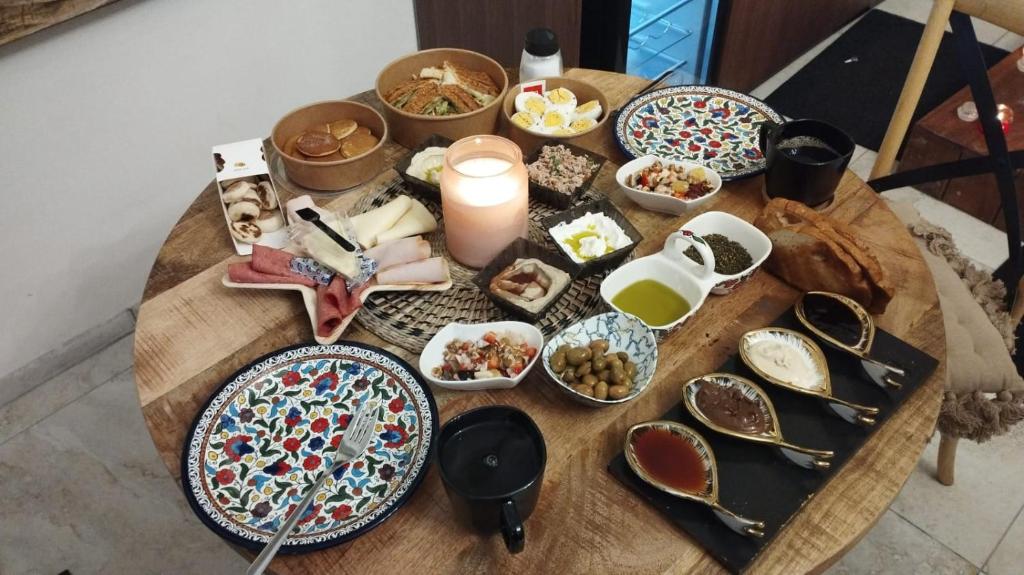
375, 48, 509, 148
502, 77, 610, 153
271, 100, 387, 191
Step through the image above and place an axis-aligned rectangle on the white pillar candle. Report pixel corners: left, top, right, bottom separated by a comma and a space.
440, 136, 529, 268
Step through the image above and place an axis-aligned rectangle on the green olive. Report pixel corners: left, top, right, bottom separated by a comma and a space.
610, 367, 626, 385
590, 339, 610, 354
556, 344, 571, 356
572, 384, 595, 397
581, 374, 598, 386
566, 347, 592, 366
623, 376, 633, 389
549, 351, 567, 373
591, 355, 607, 371
608, 385, 630, 400
607, 357, 624, 371
598, 369, 611, 382
617, 352, 630, 363
562, 369, 577, 384
575, 362, 592, 378
624, 361, 637, 379
594, 381, 609, 400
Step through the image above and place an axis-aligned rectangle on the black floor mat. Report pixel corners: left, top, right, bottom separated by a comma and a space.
764, 10, 1009, 151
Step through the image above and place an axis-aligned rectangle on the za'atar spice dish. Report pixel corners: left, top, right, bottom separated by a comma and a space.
683, 233, 754, 275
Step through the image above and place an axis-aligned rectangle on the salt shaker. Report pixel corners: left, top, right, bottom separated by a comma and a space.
520, 28, 562, 82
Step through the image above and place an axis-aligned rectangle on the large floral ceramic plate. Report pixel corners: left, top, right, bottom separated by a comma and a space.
614, 86, 784, 180
181, 342, 438, 552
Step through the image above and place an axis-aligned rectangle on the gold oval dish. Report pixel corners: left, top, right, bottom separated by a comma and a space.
624, 420, 765, 538
739, 328, 879, 426
795, 291, 905, 390
683, 374, 834, 470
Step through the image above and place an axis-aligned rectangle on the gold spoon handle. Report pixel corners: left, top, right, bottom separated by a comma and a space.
777, 440, 834, 458
710, 503, 766, 538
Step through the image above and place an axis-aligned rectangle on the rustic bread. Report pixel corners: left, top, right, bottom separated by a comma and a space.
754, 198, 893, 313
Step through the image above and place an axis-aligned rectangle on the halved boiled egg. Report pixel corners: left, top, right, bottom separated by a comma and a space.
540, 110, 569, 133
514, 92, 548, 116
569, 117, 597, 133
511, 111, 540, 130
573, 100, 603, 122
551, 127, 575, 136
544, 87, 577, 113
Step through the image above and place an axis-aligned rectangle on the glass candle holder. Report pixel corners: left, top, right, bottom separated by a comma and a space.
997, 104, 1014, 135
440, 135, 529, 268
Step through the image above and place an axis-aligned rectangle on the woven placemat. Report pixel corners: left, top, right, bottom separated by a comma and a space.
353, 179, 618, 352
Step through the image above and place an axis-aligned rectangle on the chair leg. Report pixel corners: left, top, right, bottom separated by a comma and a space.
937, 433, 958, 486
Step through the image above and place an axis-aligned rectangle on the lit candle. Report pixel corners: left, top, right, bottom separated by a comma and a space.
440, 135, 529, 268
1017, 48, 1024, 73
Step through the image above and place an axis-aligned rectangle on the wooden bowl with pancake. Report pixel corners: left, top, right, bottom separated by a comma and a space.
376, 48, 509, 148
271, 100, 387, 191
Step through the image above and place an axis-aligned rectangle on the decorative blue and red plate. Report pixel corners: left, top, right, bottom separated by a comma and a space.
181, 342, 438, 553
614, 86, 784, 180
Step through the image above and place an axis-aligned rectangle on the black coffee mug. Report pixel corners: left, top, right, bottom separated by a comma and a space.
438, 405, 546, 553
760, 119, 855, 207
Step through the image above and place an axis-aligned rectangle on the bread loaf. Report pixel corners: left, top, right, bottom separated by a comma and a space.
754, 198, 893, 313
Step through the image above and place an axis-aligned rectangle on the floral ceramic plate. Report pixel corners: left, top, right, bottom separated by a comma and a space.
181, 342, 438, 552
614, 86, 784, 180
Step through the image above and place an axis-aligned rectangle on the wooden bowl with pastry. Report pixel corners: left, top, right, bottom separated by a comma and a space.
502, 76, 610, 153
271, 100, 387, 191
375, 48, 509, 148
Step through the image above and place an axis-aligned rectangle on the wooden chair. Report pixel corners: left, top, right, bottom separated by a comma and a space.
869, 0, 1024, 485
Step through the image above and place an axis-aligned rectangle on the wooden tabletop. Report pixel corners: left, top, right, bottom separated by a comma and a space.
134, 68, 946, 574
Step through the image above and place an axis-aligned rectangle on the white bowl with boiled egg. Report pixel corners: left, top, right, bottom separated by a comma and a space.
502, 77, 610, 152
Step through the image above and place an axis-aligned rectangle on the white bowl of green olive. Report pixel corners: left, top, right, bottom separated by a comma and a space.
542, 312, 658, 407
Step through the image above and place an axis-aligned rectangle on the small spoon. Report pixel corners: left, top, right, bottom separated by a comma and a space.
624, 420, 766, 538
739, 328, 879, 426
683, 374, 834, 470
795, 291, 905, 390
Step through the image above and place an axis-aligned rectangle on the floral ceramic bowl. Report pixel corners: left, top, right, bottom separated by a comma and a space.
615, 155, 723, 216
542, 312, 658, 407
679, 211, 772, 295
419, 321, 543, 391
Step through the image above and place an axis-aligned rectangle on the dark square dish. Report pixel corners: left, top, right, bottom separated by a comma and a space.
525, 140, 607, 209
472, 237, 577, 323
540, 197, 643, 277
394, 134, 454, 199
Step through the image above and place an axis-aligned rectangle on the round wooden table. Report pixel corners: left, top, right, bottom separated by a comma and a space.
134, 69, 946, 574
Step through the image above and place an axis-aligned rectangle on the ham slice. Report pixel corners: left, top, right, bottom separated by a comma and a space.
250, 245, 295, 277
315, 277, 369, 336
364, 236, 431, 270
227, 262, 317, 287
376, 257, 449, 285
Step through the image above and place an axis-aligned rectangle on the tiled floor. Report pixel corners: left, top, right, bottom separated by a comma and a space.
2, 1, 1023, 573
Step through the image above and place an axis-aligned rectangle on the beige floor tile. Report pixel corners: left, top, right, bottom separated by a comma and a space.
876, 0, 1008, 44
985, 507, 1024, 575
0, 370, 247, 574
890, 424, 1024, 567
0, 334, 134, 446
992, 32, 1024, 52
827, 510, 978, 574
0, 308, 135, 407
849, 149, 879, 181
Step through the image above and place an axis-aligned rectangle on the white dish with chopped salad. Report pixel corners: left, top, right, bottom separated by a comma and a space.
419, 321, 543, 390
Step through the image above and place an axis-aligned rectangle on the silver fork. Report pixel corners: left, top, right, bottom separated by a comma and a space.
247, 400, 379, 575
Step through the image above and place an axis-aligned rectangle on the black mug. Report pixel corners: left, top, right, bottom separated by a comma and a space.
437, 405, 546, 553
760, 119, 855, 207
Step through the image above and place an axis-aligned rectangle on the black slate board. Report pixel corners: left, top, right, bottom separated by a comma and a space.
607, 308, 938, 573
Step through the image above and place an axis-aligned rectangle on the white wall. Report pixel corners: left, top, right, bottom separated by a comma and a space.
0, 0, 417, 378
